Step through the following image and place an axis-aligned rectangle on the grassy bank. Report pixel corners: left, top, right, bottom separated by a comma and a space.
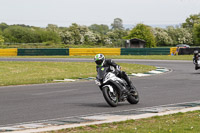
0, 62, 155, 86
45, 110, 200, 133
1, 55, 193, 60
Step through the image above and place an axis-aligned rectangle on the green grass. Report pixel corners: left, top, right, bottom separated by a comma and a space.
107, 55, 193, 60
44, 111, 200, 133
116, 55, 192, 60
1, 55, 193, 60
0, 62, 155, 86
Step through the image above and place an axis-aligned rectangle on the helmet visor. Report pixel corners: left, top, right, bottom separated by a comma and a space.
95, 60, 103, 66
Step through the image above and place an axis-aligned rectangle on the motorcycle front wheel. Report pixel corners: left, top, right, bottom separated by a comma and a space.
102, 86, 118, 107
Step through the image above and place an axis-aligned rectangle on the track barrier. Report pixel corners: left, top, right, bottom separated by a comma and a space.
170, 47, 177, 55
69, 48, 121, 56
0, 48, 18, 56
121, 48, 170, 55
178, 48, 200, 55
17, 49, 69, 56
0, 48, 179, 56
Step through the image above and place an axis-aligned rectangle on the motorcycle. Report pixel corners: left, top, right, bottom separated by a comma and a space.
193, 50, 200, 70
95, 66, 139, 107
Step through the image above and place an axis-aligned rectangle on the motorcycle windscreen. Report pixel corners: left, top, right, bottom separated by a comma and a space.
97, 67, 109, 80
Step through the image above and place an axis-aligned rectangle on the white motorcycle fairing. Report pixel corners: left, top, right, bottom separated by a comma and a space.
103, 72, 124, 84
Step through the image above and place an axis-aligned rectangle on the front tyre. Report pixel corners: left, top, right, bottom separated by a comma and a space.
102, 86, 118, 107
127, 87, 139, 104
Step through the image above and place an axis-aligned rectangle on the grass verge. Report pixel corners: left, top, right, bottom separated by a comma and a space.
0, 62, 155, 86
44, 110, 200, 133
0, 55, 193, 60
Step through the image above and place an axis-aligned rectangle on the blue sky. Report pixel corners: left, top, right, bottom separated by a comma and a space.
0, 0, 200, 27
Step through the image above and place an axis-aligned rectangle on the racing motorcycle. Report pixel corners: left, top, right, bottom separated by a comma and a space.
95, 66, 139, 107
193, 50, 200, 70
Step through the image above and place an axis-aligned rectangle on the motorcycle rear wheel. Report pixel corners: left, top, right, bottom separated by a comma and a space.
102, 86, 118, 107
127, 87, 139, 104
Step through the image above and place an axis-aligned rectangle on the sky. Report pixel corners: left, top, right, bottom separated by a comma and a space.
0, 0, 200, 27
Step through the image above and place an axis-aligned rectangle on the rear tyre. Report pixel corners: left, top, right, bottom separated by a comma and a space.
102, 86, 118, 107
195, 64, 199, 70
127, 86, 139, 104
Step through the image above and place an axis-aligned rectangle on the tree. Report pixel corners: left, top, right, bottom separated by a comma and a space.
3, 26, 35, 43
36, 29, 61, 43
89, 24, 109, 35
166, 26, 193, 45
193, 23, 200, 45
3, 25, 61, 43
0, 23, 9, 31
111, 18, 124, 30
60, 23, 103, 45
153, 28, 173, 46
106, 29, 128, 46
0, 35, 4, 44
182, 13, 200, 29
124, 24, 156, 48
107, 29, 127, 40
60, 30, 74, 44
46, 24, 59, 33
84, 31, 101, 45
67, 23, 86, 45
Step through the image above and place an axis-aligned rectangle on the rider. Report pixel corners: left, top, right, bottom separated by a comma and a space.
94, 54, 136, 94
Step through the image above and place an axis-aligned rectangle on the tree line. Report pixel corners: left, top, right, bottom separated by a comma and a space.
0, 13, 200, 48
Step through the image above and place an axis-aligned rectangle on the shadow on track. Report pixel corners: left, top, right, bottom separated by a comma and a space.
191, 72, 200, 74
76, 103, 111, 108
76, 102, 133, 108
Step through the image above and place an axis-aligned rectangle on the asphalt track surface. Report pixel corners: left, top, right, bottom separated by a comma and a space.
0, 58, 200, 126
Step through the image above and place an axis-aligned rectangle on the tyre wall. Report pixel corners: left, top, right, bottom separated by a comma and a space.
17, 49, 69, 56
178, 48, 200, 55
121, 48, 170, 55
0, 48, 18, 56
69, 48, 121, 56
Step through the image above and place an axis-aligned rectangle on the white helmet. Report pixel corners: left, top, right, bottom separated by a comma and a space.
94, 54, 105, 66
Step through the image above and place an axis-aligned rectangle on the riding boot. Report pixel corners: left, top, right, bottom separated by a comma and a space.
129, 83, 137, 95
195, 62, 199, 70
195, 65, 198, 70
122, 73, 136, 95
